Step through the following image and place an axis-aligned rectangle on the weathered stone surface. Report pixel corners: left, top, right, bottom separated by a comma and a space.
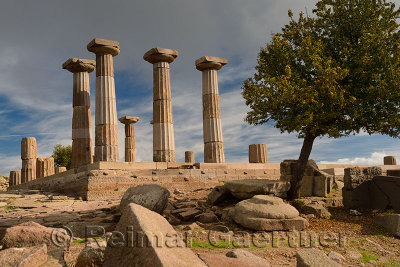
384, 156, 397, 165
185, 151, 195, 163
21, 137, 37, 159
375, 214, 400, 237
207, 185, 231, 205
9, 170, 21, 186
195, 56, 228, 71
295, 201, 331, 219
344, 167, 382, 190
143, 47, 178, 64
371, 176, 400, 213
55, 166, 66, 174
103, 203, 206, 267
196, 212, 218, 223
75, 245, 105, 267
0, 221, 70, 250
231, 195, 308, 231
87, 38, 120, 56
178, 208, 202, 221
119, 116, 139, 162
36, 157, 55, 178
249, 144, 268, 163
21, 158, 36, 183
119, 116, 140, 125
296, 248, 339, 267
224, 179, 289, 199
198, 250, 270, 267
62, 58, 96, 73
0, 244, 47, 267
120, 184, 170, 214
327, 251, 346, 264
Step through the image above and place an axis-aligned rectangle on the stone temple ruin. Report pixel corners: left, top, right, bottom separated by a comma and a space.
3, 38, 400, 266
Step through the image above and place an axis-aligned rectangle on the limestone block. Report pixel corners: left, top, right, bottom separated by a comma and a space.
296, 248, 339, 267
143, 47, 179, 64
249, 144, 268, 163
21, 159, 36, 183
195, 56, 228, 71
55, 167, 67, 174
224, 179, 289, 199
371, 176, 400, 213
21, 137, 37, 159
103, 203, 206, 267
375, 214, 400, 237
62, 58, 95, 73
344, 167, 382, 190
36, 158, 55, 178
384, 156, 397, 165
185, 151, 194, 163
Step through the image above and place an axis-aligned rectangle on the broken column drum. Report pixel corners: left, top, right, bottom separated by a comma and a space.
87, 38, 120, 162
118, 116, 140, 162
9, 170, 21, 186
144, 47, 178, 162
63, 58, 96, 167
36, 157, 55, 178
195, 56, 228, 163
249, 144, 268, 163
185, 151, 195, 163
21, 137, 37, 183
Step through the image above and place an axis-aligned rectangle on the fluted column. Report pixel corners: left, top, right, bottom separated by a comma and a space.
119, 116, 140, 162
196, 56, 228, 163
36, 157, 55, 178
87, 38, 120, 162
63, 58, 95, 167
185, 151, 195, 163
249, 144, 268, 163
144, 47, 178, 162
9, 170, 21, 186
21, 137, 37, 183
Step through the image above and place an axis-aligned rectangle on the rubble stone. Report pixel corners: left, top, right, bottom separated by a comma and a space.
224, 179, 289, 199
0, 244, 47, 267
296, 248, 339, 267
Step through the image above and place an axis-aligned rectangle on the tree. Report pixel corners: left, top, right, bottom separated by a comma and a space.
51, 144, 72, 170
242, 0, 400, 200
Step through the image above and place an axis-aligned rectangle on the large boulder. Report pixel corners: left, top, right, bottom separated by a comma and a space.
296, 248, 339, 267
0, 221, 70, 250
230, 195, 308, 231
224, 179, 289, 199
120, 184, 170, 214
375, 214, 400, 237
103, 203, 206, 267
0, 244, 47, 267
207, 185, 231, 205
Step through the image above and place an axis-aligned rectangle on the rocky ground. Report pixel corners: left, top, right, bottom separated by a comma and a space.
0, 185, 399, 266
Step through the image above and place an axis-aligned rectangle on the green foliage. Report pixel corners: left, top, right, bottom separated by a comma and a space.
51, 144, 72, 170
242, 0, 400, 198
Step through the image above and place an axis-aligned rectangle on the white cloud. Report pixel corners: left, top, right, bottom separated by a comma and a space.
319, 152, 390, 165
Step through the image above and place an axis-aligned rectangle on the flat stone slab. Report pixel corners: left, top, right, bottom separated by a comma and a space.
296, 248, 339, 267
224, 179, 289, 199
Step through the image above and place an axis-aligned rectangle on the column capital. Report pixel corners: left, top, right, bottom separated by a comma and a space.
63, 58, 96, 73
119, 116, 140, 125
144, 47, 178, 64
87, 38, 120, 56
195, 56, 228, 71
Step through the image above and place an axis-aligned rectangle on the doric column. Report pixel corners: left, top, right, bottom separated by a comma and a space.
87, 38, 120, 162
144, 47, 178, 162
55, 167, 66, 174
195, 56, 228, 163
21, 137, 37, 183
9, 170, 21, 186
63, 58, 95, 168
185, 151, 195, 163
384, 156, 396, 165
36, 157, 55, 178
118, 116, 140, 162
249, 144, 268, 163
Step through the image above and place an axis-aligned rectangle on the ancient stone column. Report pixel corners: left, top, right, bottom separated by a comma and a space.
21, 137, 37, 183
9, 170, 21, 186
118, 116, 140, 162
144, 48, 178, 162
36, 158, 55, 178
384, 156, 397, 165
87, 38, 120, 162
63, 58, 95, 168
249, 144, 268, 163
185, 151, 195, 163
55, 167, 67, 174
195, 56, 228, 163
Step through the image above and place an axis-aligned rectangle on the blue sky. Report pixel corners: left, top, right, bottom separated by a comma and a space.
1, 0, 400, 175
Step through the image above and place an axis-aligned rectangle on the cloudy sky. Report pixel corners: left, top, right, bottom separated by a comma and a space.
0, 0, 400, 175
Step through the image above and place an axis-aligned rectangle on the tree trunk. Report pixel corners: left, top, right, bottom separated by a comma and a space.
287, 134, 316, 200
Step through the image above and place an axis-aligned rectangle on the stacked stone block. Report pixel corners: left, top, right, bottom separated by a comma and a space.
185, 151, 195, 163
63, 58, 95, 168
9, 170, 21, 186
21, 137, 37, 183
249, 144, 268, 163
119, 116, 140, 162
195, 56, 227, 163
280, 159, 333, 197
88, 38, 120, 162
36, 157, 55, 178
